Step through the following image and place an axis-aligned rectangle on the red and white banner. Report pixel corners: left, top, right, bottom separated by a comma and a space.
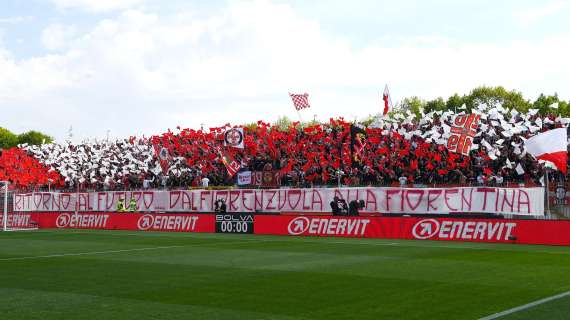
237, 171, 280, 187
255, 215, 570, 246
26, 212, 215, 233
251, 171, 281, 187
14, 187, 544, 216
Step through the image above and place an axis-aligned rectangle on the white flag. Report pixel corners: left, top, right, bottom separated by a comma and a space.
515, 163, 525, 175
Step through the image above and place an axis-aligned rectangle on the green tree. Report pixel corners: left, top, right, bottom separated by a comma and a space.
425, 97, 446, 113
531, 93, 570, 116
446, 94, 465, 112
359, 115, 376, 127
400, 96, 425, 118
0, 127, 18, 149
274, 116, 293, 130
463, 86, 531, 112
17, 130, 53, 146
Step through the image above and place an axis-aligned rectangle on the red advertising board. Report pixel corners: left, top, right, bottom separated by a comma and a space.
255, 215, 570, 246
11, 212, 570, 246
27, 212, 215, 233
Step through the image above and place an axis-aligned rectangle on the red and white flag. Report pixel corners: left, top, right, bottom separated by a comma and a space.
525, 128, 568, 174
382, 85, 392, 115
216, 147, 241, 177
289, 93, 310, 111
447, 113, 480, 156
151, 140, 171, 174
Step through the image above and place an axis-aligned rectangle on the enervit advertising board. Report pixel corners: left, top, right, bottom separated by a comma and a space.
24, 213, 570, 246
31, 212, 215, 233
255, 215, 570, 245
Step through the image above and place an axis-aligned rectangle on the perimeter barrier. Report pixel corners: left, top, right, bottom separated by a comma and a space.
10, 212, 570, 246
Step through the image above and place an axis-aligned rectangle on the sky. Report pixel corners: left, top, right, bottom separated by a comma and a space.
1, 0, 570, 142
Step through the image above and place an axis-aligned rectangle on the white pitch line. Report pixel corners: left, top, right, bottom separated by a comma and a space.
479, 290, 570, 320
0, 245, 185, 262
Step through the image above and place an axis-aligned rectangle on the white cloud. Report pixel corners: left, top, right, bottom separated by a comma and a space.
51, 0, 147, 12
0, 16, 34, 24
41, 24, 77, 50
514, 1, 570, 25
1, 0, 570, 141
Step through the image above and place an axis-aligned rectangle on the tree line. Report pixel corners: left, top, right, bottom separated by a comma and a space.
400, 86, 568, 117
0, 128, 53, 150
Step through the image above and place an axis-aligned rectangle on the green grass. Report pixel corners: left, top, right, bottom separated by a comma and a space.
1, 230, 570, 319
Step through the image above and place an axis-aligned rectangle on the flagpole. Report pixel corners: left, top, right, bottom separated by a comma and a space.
545, 168, 551, 216
296, 109, 303, 123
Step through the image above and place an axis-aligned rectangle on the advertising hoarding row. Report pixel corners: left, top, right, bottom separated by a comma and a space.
9, 212, 570, 246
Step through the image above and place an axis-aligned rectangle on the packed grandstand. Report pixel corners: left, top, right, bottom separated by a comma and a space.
1, 102, 567, 192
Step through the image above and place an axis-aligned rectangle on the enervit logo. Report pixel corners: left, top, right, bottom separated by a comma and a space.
288, 217, 310, 235
137, 214, 199, 232
287, 217, 370, 236
138, 214, 154, 231
56, 213, 71, 228
412, 219, 440, 240
412, 219, 517, 241
56, 213, 109, 228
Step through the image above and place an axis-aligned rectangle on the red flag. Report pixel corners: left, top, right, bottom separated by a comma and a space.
289, 93, 311, 111
382, 85, 392, 115
217, 147, 241, 177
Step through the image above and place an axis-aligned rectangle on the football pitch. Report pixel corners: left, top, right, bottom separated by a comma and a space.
1, 230, 569, 320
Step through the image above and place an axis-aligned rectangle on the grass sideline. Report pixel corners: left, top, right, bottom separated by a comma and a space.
0, 229, 569, 319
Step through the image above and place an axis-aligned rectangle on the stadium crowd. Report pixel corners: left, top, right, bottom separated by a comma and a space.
2, 103, 568, 191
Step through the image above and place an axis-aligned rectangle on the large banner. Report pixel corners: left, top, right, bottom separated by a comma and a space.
14, 187, 544, 216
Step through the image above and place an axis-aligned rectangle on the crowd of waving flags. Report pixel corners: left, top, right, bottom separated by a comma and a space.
0, 99, 568, 190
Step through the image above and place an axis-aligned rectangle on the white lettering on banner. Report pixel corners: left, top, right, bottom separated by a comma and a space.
412, 219, 517, 241
137, 214, 198, 232
13, 187, 544, 216
55, 213, 109, 229
287, 217, 370, 236
0, 214, 32, 227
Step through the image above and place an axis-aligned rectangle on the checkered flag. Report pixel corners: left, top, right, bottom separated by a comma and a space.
289, 93, 311, 111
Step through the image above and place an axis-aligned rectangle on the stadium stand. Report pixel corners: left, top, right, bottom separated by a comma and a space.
1, 103, 568, 191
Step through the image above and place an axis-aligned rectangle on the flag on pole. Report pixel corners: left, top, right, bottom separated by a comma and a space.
350, 124, 367, 167
289, 93, 311, 111
223, 128, 244, 149
524, 128, 568, 174
216, 147, 241, 177
151, 139, 171, 174
382, 85, 392, 115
